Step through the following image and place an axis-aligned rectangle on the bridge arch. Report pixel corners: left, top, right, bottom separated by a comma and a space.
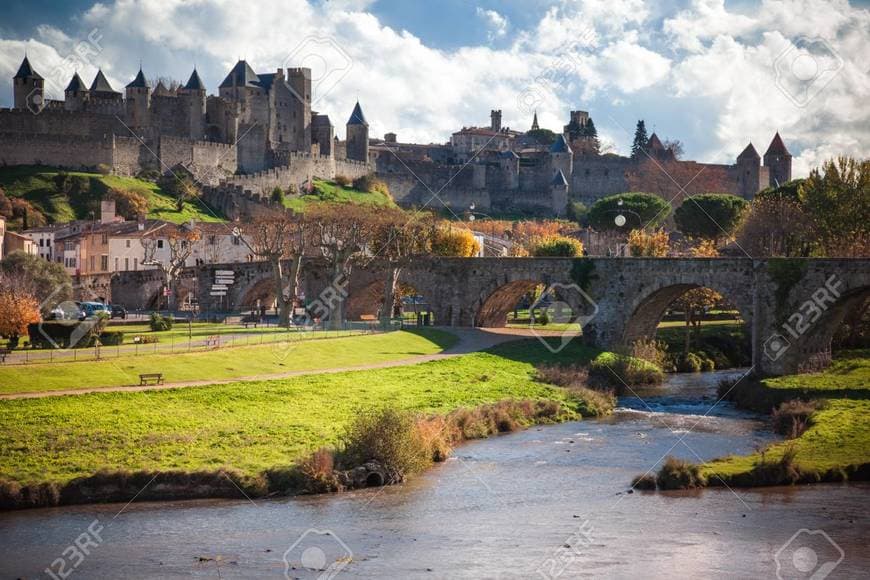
475, 279, 542, 328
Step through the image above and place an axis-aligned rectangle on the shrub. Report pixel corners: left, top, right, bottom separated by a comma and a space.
588, 192, 671, 231
534, 364, 589, 388
699, 354, 715, 372
297, 447, 341, 493
430, 226, 480, 257
95, 163, 112, 175
627, 228, 670, 257
270, 187, 285, 204
149, 312, 174, 331
772, 400, 822, 438
746, 446, 803, 485
567, 386, 615, 417
353, 174, 390, 197
334, 175, 352, 187
133, 334, 160, 344
587, 352, 664, 392
678, 352, 703, 373
631, 473, 657, 490
98, 331, 124, 346
338, 408, 431, 482
109, 188, 148, 220
626, 338, 669, 369
656, 456, 707, 490
531, 235, 583, 257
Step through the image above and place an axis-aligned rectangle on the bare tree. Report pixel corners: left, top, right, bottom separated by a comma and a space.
306, 203, 380, 329
238, 210, 307, 326
141, 223, 200, 310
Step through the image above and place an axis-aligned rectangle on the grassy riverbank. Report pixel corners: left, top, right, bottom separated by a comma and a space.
0, 339, 636, 508
0, 329, 453, 394
639, 350, 870, 490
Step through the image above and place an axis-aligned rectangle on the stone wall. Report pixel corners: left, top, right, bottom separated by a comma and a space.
0, 132, 114, 170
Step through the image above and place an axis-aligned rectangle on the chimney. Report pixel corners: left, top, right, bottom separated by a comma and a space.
100, 199, 117, 224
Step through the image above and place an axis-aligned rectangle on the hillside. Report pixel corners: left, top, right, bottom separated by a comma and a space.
282, 178, 397, 211
0, 166, 225, 228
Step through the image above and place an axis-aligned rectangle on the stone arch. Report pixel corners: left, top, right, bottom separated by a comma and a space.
345, 277, 440, 323
237, 276, 278, 312
475, 279, 542, 328
621, 281, 752, 346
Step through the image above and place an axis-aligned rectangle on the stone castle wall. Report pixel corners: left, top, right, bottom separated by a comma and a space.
0, 132, 114, 169
223, 153, 369, 194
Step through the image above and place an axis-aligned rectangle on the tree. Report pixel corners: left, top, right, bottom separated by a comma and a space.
627, 228, 669, 257
141, 223, 200, 311
526, 128, 557, 146
631, 120, 648, 158
799, 157, 870, 257
587, 192, 671, 231
307, 203, 380, 328
0, 251, 72, 312
369, 209, 434, 325
0, 276, 41, 348
352, 174, 391, 197
662, 138, 684, 159
531, 235, 584, 257
239, 210, 307, 326
431, 224, 480, 257
674, 193, 748, 241
108, 188, 148, 220
755, 179, 805, 202
734, 197, 814, 257
271, 186, 285, 205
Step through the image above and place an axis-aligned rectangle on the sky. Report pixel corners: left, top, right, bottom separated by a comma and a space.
0, 0, 868, 176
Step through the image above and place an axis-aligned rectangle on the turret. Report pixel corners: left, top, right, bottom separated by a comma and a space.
551, 169, 569, 218
550, 134, 573, 183
90, 69, 122, 102
13, 56, 44, 110
64, 72, 89, 111
490, 109, 502, 132
178, 68, 206, 139
764, 132, 792, 187
312, 113, 334, 157
346, 101, 369, 163
736, 142, 762, 198
125, 67, 151, 126
286, 67, 312, 151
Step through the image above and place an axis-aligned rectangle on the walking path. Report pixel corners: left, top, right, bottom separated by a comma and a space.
0, 328, 572, 401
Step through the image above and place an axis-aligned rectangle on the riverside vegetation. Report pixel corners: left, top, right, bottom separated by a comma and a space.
0, 337, 660, 509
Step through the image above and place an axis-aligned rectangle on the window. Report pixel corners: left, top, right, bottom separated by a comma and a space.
134, 258, 138, 271
101, 233, 109, 245
232, 236, 240, 246
157, 240, 164, 249
39, 239, 44, 247
125, 257, 129, 271
126, 240, 131, 248
90, 256, 95, 271
114, 257, 119, 272
101, 255, 109, 271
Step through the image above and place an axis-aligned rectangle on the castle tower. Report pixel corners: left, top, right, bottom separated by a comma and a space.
550, 170, 569, 218
89, 69, 122, 106
64, 72, 89, 111
498, 150, 519, 189
550, 134, 573, 184
531, 111, 539, 131
346, 101, 369, 163
736, 142, 762, 198
764, 132, 792, 187
286, 68, 312, 151
312, 113, 335, 157
490, 109, 502, 132
178, 68, 206, 140
13, 56, 44, 110
125, 68, 151, 127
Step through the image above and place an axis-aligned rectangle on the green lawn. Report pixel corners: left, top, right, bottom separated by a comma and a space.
282, 179, 396, 211
0, 166, 223, 225
0, 329, 456, 394
0, 339, 607, 487
703, 349, 870, 483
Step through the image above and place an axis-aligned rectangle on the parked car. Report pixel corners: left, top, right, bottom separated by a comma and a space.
47, 301, 85, 320
110, 305, 128, 319
78, 302, 109, 319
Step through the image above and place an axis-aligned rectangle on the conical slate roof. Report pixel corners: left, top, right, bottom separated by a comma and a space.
126, 68, 150, 89
219, 60, 260, 88
347, 101, 368, 126
152, 80, 171, 96
552, 169, 569, 186
14, 56, 42, 80
65, 72, 87, 93
90, 69, 118, 93
549, 134, 571, 153
737, 143, 760, 160
646, 132, 665, 150
764, 132, 790, 157
184, 69, 206, 91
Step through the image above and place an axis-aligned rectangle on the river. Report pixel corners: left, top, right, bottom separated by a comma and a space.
1, 370, 867, 579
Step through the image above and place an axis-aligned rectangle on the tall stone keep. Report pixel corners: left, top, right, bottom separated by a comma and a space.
125, 68, 151, 127
346, 101, 369, 163
13, 56, 43, 110
490, 109, 502, 132
764, 132, 792, 187
179, 68, 207, 140
736, 143, 761, 198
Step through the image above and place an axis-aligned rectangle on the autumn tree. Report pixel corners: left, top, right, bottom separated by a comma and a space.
141, 223, 200, 310
0, 272, 41, 348
627, 228, 669, 257
239, 210, 308, 326
670, 241, 724, 354
108, 188, 149, 220
734, 197, 814, 257
532, 235, 584, 257
369, 209, 433, 325
0, 251, 72, 311
430, 224, 480, 257
307, 203, 380, 328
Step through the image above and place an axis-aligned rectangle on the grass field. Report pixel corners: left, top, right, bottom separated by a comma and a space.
0, 329, 456, 394
0, 166, 223, 225
282, 179, 396, 211
703, 349, 870, 484
0, 339, 609, 487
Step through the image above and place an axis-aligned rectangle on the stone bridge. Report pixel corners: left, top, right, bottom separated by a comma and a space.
111, 257, 870, 376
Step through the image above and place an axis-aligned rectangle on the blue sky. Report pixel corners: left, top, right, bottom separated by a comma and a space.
0, 0, 867, 175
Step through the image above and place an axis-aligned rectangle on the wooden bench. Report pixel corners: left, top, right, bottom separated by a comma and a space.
0, 348, 9, 363
205, 335, 220, 348
139, 373, 164, 386
359, 315, 377, 321
242, 321, 259, 328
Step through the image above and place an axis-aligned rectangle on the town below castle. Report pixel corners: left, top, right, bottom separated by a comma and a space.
2, 54, 791, 222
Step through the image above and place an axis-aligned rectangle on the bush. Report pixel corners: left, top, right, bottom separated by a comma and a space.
353, 174, 390, 197
772, 400, 822, 438
531, 235, 583, 257
631, 473, 657, 490
587, 352, 664, 392
334, 175, 352, 187
149, 312, 174, 331
109, 188, 148, 220
588, 192, 671, 231
656, 456, 707, 490
678, 352, 703, 373
270, 187, 284, 204
338, 408, 431, 483
297, 447, 341, 493
98, 331, 124, 346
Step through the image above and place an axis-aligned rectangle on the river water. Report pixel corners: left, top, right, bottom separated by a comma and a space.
2, 370, 868, 579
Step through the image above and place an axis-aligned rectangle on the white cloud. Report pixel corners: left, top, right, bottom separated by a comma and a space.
0, 0, 866, 176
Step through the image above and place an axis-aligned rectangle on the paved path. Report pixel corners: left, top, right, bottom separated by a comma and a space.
0, 328, 569, 401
